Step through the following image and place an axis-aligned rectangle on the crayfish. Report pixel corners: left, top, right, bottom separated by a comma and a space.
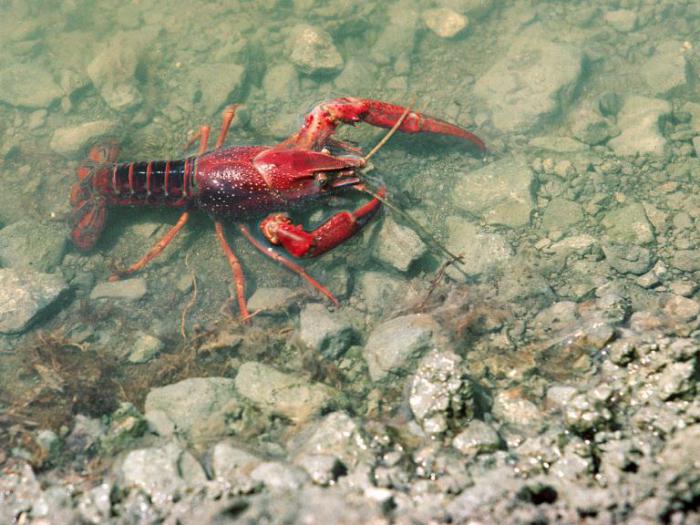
70, 98, 485, 319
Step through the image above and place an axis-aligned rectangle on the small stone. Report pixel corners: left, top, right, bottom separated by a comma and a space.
563, 393, 608, 433
28, 110, 47, 130
363, 314, 444, 381
474, 31, 583, 132
670, 249, 700, 272
532, 301, 577, 334
445, 216, 513, 280
50, 120, 118, 156
410, 350, 474, 435
668, 340, 698, 363
65, 415, 106, 454
657, 362, 695, 400
0, 63, 62, 108
299, 303, 354, 359
235, 361, 335, 422
210, 442, 261, 483
637, 270, 660, 288
554, 160, 575, 179
145, 377, 244, 443
549, 235, 598, 257
492, 389, 543, 430
541, 198, 584, 231
355, 270, 409, 314
668, 280, 696, 297
128, 332, 164, 363
289, 24, 343, 75
334, 58, 377, 91
77, 483, 112, 524
249, 461, 309, 491
423, 8, 469, 38
607, 339, 636, 366
31, 485, 72, 519
87, 31, 145, 111
188, 63, 246, 116
452, 156, 534, 227
658, 424, 700, 489
603, 9, 638, 32
642, 40, 689, 95
90, 278, 147, 301
601, 203, 654, 244
296, 453, 346, 485
663, 295, 700, 322
290, 411, 372, 471
373, 215, 427, 272
0, 268, 67, 334
629, 311, 663, 333
452, 420, 500, 455
101, 402, 147, 454
545, 385, 578, 411
570, 108, 619, 145
0, 220, 67, 273
263, 63, 299, 102
118, 442, 206, 507
247, 287, 299, 313
602, 243, 654, 275
608, 96, 671, 156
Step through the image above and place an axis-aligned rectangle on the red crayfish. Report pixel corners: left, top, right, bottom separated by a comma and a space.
70, 98, 485, 319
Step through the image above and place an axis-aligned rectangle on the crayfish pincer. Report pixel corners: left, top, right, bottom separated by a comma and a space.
70, 98, 485, 320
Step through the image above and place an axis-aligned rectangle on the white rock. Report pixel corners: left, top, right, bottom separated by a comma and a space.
234, 362, 335, 422
373, 215, 427, 272
0, 64, 62, 108
423, 8, 469, 38
289, 24, 343, 75
452, 156, 534, 227
90, 278, 147, 300
87, 30, 148, 111
362, 314, 445, 381
642, 40, 689, 95
50, 120, 117, 156
445, 217, 513, 279
0, 269, 67, 334
474, 28, 582, 132
608, 96, 671, 156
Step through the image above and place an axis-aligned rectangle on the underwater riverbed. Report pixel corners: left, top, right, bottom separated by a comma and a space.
0, 0, 699, 523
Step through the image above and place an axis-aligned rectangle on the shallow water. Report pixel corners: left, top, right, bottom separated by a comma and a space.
0, 1, 699, 523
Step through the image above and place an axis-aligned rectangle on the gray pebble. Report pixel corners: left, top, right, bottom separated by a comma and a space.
90, 278, 147, 301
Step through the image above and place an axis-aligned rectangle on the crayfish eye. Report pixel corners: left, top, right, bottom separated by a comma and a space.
314, 173, 329, 187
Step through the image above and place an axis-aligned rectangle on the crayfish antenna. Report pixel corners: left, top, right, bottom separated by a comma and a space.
356, 185, 464, 266
358, 97, 467, 269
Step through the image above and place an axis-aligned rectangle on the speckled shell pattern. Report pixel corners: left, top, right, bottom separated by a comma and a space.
193, 145, 294, 218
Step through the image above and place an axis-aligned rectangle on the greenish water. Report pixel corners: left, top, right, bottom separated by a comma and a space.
0, 1, 699, 523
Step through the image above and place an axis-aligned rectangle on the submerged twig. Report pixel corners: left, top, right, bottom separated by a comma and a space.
418, 259, 452, 310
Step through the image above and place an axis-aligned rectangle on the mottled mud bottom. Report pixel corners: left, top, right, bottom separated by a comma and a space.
1, 1, 699, 524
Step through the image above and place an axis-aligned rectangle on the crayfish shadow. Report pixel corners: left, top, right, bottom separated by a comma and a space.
97, 207, 203, 253
373, 133, 485, 157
